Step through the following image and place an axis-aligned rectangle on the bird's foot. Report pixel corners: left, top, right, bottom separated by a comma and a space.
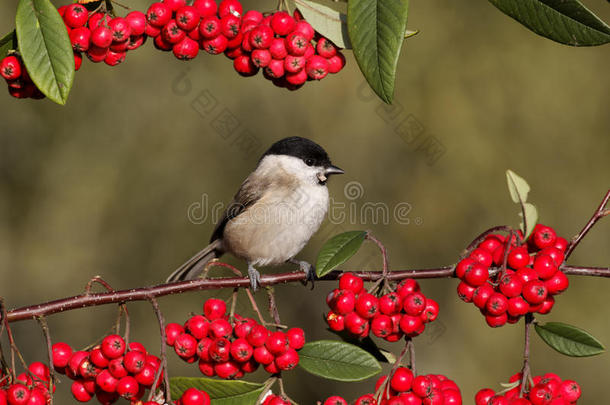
289, 259, 316, 289
247, 263, 262, 291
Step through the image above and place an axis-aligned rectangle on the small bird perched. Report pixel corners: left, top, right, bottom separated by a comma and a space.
166, 136, 344, 290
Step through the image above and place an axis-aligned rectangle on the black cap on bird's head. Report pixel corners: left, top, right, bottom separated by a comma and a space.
261, 137, 344, 178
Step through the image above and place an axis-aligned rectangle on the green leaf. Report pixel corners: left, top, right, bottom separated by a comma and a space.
170, 377, 266, 405
506, 170, 537, 239
328, 329, 394, 363
488, 0, 610, 46
0, 30, 17, 58
294, 0, 351, 49
535, 322, 605, 357
520, 202, 539, 240
347, 0, 410, 104
16, 0, 74, 104
298, 340, 381, 381
316, 231, 366, 277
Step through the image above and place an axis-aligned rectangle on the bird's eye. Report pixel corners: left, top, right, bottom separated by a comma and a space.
305, 159, 314, 166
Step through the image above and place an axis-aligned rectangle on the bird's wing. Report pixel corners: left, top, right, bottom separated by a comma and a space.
209, 174, 272, 243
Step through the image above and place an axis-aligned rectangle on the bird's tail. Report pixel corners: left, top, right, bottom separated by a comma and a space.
166, 239, 223, 283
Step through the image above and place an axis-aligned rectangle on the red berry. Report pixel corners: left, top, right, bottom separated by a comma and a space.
102, 335, 126, 359
344, 311, 368, 336
250, 25, 274, 49
96, 369, 119, 393
355, 293, 379, 319
52, 342, 72, 369
327, 52, 346, 73
325, 311, 345, 331
91, 26, 113, 48
209, 337, 231, 362
403, 292, 427, 316
486, 292, 509, 316
529, 384, 552, 405
154, 35, 173, 51
499, 272, 523, 297
286, 32, 308, 55
285, 69, 307, 86
145, 23, 161, 37
470, 247, 494, 267
70, 381, 92, 402
180, 388, 211, 405
399, 315, 424, 336
421, 298, 439, 323
199, 16, 221, 38
69, 27, 91, 52
284, 55, 306, 73
354, 394, 376, 405
251, 49, 271, 67
412, 375, 433, 398
539, 247, 564, 267
293, 21, 314, 41
193, 0, 218, 18
173, 37, 199, 60
88, 13, 111, 30
391, 367, 414, 392
174, 6, 200, 31
379, 292, 401, 315
124, 350, 146, 374
286, 327, 305, 349
522, 280, 548, 304
531, 225, 557, 250
63, 4, 88, 28
68, 351, 89, 376
305, 55, 329, 80
339, 273, 364, 294
220, 14, 240, 38
265, 331, 288, 355
485, 312, 508, 327
323, 396, 348, 405
246, 324, 269, 347
371, 314, 393, 338
104, 50, 125, 66
186, 315, 210, 340
553, 236, 568, 252
559, 380, 581, 402
455, 258, 476, 279
175, 333, 198, 358
537, 296, 555, 314
331, 290, 356, 315
125, 11, 147, 36
475, 389, 495, 405
147, 2, 172, 27
545, 270, 569, 295
202, 35, 229, 55
135, 364, 157, 386
209, 318, 231, 339
218, 0, 243, 18
275, 348, 299, 371
516, 267, 538, 284
534, 255, 558, 279
230, 338, 253, 362
165, 323, 185, 346
116, 376, 139, 399
457, 281, 476, 303
243, 10, 264, 23
163, 20, 186, 43
108, 17, 131, 42
508, 246, 530, 269
90, 346, 110, 368
507, 296, 530, 317
214, 360, 240, 379
270, 11, 296, 36
253, 346, 274, 365
472, 283, 494, 309
464, 262, 489, 287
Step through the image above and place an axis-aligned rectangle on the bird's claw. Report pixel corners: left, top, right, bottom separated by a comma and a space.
290, 259, 316, 290
247, 264, 261, 292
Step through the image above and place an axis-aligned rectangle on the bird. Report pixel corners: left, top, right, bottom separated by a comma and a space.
166, 136, 344, 290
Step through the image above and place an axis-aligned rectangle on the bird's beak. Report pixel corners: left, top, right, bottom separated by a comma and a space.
317, 165, 344, 184
324, 165, 345, 176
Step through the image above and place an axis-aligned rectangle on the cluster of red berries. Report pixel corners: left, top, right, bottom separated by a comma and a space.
0, 362, 53, 405
165, 298, 305, 379
175, 388, 211, 405
475, 372, 581, 405
0, 55, 45, 99
322, 368, 462, 405
51, 336, 162, 404
456, 224, 569, 327
326, 273, 439, 341
59, 3, 148, 68
146, 0, 344, 89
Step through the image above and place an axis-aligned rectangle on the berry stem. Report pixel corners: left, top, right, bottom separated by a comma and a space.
148, 297, 172, 404
374, 341, 411, 403
266, 287, 282, 329
366, 232, 391, 293
462, 225, 514, 256
519, 313, 534, 398
85, 276, 131, 346
36, 316, 55, 405
565, 189, 610, 260
4, 266, 609, 323
407, 338, 416, 376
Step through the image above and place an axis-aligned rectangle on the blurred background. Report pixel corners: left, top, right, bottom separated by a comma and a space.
1, 0, 609, 403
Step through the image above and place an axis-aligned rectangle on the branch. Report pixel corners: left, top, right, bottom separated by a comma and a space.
565, 189, 610, 259
519, 313, 534, 398
5, 265, 609, 323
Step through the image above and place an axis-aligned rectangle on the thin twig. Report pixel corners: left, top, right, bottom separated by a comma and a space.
519, 313, 534, 398
148, 297, 171, 404
36, 316, 54, 405
565, 190, 610, 259
407, 338, 416, 375
266, 288, 282, 328
374, 341, 411, 403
